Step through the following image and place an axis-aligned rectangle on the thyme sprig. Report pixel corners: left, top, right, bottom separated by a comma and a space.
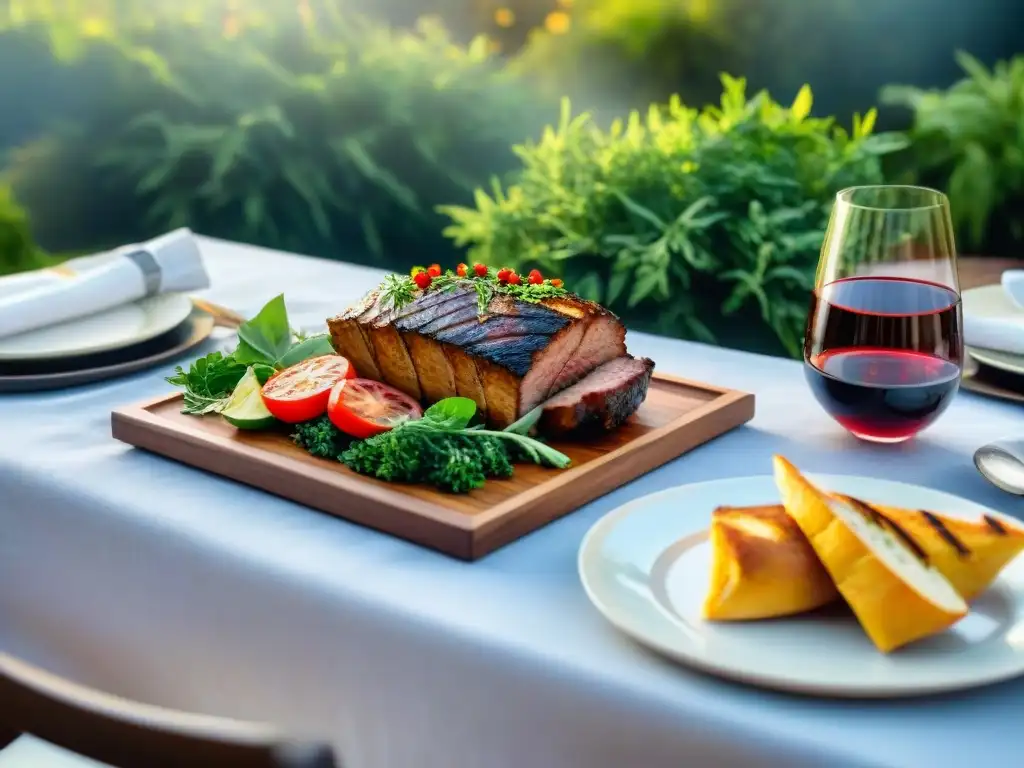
379, 273, 418, 309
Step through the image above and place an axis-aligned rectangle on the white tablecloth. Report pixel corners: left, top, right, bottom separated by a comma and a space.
3, 237, 1024, 768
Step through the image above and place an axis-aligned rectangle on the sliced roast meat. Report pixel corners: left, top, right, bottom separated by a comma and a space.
327, 284, 630, 428
539, 356, 655, 436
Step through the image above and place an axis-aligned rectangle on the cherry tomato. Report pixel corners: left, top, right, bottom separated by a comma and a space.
260, 355, 355, 423
327, 378, 423, 439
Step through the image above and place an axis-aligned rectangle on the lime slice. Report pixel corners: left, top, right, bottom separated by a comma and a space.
222, 366, 277, 430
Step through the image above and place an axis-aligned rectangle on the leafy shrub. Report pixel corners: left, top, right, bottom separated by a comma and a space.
1, 5, 549, 268
0, 182, 44, 276
882, 52, 1024, 255
441, 76, 907, 357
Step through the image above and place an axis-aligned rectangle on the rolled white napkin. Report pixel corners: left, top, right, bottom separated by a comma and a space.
0, 228, 209, 340
963, 269, 1024, 356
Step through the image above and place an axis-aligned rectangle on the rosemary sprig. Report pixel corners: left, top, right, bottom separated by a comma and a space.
379, 273, 417, 309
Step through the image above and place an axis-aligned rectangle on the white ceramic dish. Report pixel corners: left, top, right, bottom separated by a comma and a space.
0, 292, 193, 362
579, 473, 1024, 698
962, 284, 1024, 357
968, 345, 1024, 378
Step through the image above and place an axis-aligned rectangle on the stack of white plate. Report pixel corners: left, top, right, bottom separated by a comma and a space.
0, 293, 214, 393
962, 283, 1024, 402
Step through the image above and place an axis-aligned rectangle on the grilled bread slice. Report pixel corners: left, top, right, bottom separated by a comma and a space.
870, 502, 1024, 600
702, 504, 839, 620
703, 501, 1024, 615
773, 456, 967, 653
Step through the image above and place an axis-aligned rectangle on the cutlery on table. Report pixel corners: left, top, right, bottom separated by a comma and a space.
191, 298, 246, 329
975, 438, 1024, 495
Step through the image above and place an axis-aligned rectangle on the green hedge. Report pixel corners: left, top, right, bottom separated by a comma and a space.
883, 52, 1024, 256
441, 77, 906, 357
0, 182, 45, 275
0, 3, 552, 269
2, 2, 1017, 355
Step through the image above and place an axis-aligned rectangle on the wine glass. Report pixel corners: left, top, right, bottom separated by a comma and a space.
804, 185, 963, 443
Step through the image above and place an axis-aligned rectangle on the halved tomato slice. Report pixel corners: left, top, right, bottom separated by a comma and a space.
260, 355, 355, 423
327, 378, 423, 439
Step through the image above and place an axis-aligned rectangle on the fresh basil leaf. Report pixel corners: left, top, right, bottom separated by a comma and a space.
236, 294, 292, 363
276, 333, 334, 369
423, 397, 477, 429
503, 406, 542, 436
251, 363, 276, 384
232, 338, 273, 365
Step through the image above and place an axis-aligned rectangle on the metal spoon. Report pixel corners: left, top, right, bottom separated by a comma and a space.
975, 438, 1024, 495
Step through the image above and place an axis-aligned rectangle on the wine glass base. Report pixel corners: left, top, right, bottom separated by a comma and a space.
850, 431, 914, 444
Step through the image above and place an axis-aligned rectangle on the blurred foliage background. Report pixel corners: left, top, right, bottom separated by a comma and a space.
0, 0, 1022, 356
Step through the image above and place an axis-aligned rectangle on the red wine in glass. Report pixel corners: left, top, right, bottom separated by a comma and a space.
804, 187, 963, 443
805, 277, 962, 442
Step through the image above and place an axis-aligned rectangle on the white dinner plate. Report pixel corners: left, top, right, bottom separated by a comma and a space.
578, 473, 1024, 698
962, 284, 1024, 357
968, 345, 1024, 378
0, 292, 193, 362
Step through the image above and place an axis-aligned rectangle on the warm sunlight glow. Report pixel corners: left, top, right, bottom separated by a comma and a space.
494, 8, 515, 28
222, 14, 240, 39
544, 11, 571, 35
79, 17, 107, 37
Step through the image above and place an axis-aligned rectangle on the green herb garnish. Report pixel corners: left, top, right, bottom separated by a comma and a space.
291, 416, 352, 458
167, 294, 333, 415
287, 397, 569, 493
342, 430, 515, 493
166, 351, 247, 415
377, 265, 568, 315
379, 273, 418, 310
340, 397, 569, 492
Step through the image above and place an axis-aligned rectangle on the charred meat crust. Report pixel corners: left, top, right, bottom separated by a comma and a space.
326, 290, 384, 381
328, 286, 638, 430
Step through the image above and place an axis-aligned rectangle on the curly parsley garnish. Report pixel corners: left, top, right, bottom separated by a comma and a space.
290, 396, 569, 494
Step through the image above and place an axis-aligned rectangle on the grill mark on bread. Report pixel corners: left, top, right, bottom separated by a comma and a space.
846, 497, 930, 564
920, 510, 972, 557
985, 515, 1008, 535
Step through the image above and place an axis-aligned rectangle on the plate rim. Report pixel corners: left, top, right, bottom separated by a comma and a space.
0, 292, 194, 362
968, 345, 1024, 377
0, 311, 215, 393
578, 472, 1024, 698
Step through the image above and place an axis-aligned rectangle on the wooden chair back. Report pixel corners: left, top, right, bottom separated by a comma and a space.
0, 652, 339, 767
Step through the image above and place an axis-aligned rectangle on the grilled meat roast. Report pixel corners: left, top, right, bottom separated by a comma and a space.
327, 282, 653, 431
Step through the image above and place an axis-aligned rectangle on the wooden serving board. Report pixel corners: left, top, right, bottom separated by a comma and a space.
111, 374, 754, 559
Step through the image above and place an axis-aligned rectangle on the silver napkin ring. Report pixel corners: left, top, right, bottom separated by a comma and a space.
123, 248, 162, 296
